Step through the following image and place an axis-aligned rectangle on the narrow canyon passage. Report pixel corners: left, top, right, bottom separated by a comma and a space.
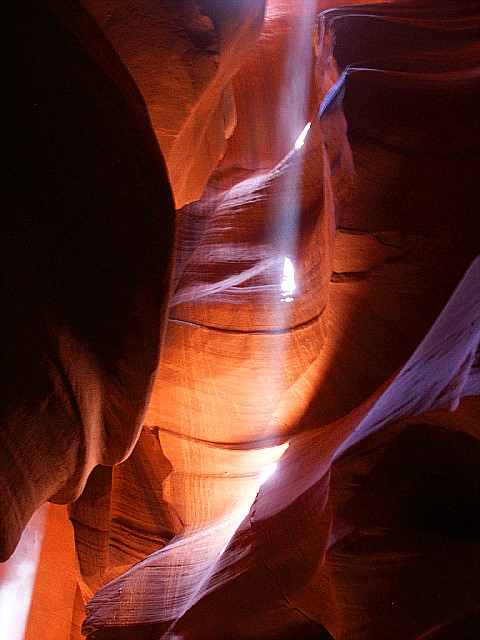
1, 1, 479, 639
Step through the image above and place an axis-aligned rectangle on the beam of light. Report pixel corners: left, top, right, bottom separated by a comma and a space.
281, 256, 296, 302
294, 121, 311, 150
258, 441, 289, 487
0, 506, 47, 640
258, 461, 278, 485
215, 441, 288, 560
267, 0, 318, 443
271, 0, 318, 152
144, 441, 291, 638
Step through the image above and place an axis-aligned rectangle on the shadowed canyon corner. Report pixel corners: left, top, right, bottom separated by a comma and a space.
1, 1, 479, 639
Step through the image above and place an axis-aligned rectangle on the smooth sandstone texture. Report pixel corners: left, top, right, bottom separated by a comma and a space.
80, 0, 267, 208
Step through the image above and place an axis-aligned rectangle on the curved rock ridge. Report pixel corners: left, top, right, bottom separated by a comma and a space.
320, 0, 480, 236
80, 0, 267, 208
0, 1, 175, 562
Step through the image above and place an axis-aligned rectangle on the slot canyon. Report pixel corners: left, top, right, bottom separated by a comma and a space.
1, 1, 479, 638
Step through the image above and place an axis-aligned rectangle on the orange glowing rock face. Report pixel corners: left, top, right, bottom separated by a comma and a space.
79, 0, 267, 209
145, 111, 345, 442
81, 3, 479, 640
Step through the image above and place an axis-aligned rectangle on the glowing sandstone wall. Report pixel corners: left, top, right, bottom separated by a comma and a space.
80, 2, 479, 639
79, 0, 267, 209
